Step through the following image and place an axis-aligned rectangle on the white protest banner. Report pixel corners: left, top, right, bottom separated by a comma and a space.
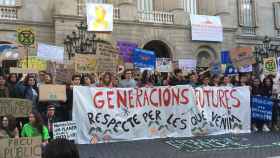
178, 59, 197, 71
73, 86, 251, 144
0, 137, 41, 158
53, 121, 77, 140
156, 58, 173, 72
37, 43, 64, 62
190, 15, 223, 42
87, 4, 113, 32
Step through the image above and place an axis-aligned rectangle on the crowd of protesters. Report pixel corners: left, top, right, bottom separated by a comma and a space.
0, 68, 280, 146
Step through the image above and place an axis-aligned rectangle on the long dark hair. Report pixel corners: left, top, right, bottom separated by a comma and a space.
8, 73, 18, 84
30, 111, 44, 135
0, 115, 17, 138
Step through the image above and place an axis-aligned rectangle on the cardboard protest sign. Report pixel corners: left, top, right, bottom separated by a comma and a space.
96, 43, 119, 73
263, 57, 277, 75
53, 121, 77, 140
230, 47, 256, 68
87, 4, 113, 32
117, 41, 138, 63
132, 48, 156, 69
0, 137, 41, 158
156, 58, 173, 72
0, 98, 32, 117
251, 96, 273, 121
55, 63, 75, 83
9, 67, 38, 74
19, 57, 47, 71
73, 86, 250, 144
37, 43, 64, 62
74, 54, 97, 73
39, 85, 66, 101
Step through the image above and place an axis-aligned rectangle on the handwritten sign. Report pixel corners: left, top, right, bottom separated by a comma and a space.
0, 98, 32, 117
96, 43, 119, 73
53, 121, 77, 140
74, 54, 97, 73
230, 47, 256, 68
0, 137, 41, 158
39, 85, 66, 101
263, 57, 277, 75
55, 63, 75, 83
156, 58, 173, 72
9, 67, 38, 74
19, 57, 47, 71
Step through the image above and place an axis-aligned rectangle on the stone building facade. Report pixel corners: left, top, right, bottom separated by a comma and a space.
0, 0, 280, 68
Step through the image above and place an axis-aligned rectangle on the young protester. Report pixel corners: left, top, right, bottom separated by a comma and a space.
170, 69, 188, 86
0, 115, 19, 139
19, 75, 38, 109
118, 69, 137, 88
82, 74, 96, 87
0, 74, 9, 98
139, 70, 154, 87
43, 105, 61, 140
65, 74, 81, 121
98, 72, 114, 88
189, 73, 200, 87
200, 75, 210, 87
21, 111, 49, 145
221, 75, 233, 87
6, 73, 19, 98
210, 75, 221, 86
250, 78, 263, 132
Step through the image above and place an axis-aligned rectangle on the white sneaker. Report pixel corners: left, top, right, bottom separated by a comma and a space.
262, 124, 270, 132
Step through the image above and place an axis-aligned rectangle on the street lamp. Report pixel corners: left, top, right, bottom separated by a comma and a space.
64, 21, 97, 60
254, 36, 280, 63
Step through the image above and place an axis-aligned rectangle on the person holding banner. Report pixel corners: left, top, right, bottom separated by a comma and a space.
82, 74, 97, 87
139, 70, 154, 87
21, 111, 50, 145
170, 69, 188, 86
221, 75, 233, 87
0, 115, 19, 139
0, 74, 9, 98
119, 69, 137, 88
98, 72, 114, 88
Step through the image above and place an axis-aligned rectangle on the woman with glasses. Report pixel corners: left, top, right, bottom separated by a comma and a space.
0, 115, 19, 139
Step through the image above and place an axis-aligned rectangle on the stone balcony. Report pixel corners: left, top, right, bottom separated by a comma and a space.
137, 10, 174, 25
0, 5, 18, 20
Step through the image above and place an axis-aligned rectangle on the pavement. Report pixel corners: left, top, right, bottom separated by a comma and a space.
78, 132, 280, 158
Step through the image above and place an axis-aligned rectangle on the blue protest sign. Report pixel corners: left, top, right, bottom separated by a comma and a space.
224, 64, 238, 75
221, 51, 231, 64
132, 48, 156, 69
251, 96, 273, 121
210, 63, 221, 75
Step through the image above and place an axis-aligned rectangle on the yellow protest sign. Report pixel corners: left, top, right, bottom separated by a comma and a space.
74, 54, 97, 73
19, 56, 47, 71
263, 57, 277, 75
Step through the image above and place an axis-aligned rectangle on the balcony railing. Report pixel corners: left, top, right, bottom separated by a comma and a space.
0, 6, 17, 20
241, 27, 256, 36
138, 10, 174, 24
277, 30, 280, 38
